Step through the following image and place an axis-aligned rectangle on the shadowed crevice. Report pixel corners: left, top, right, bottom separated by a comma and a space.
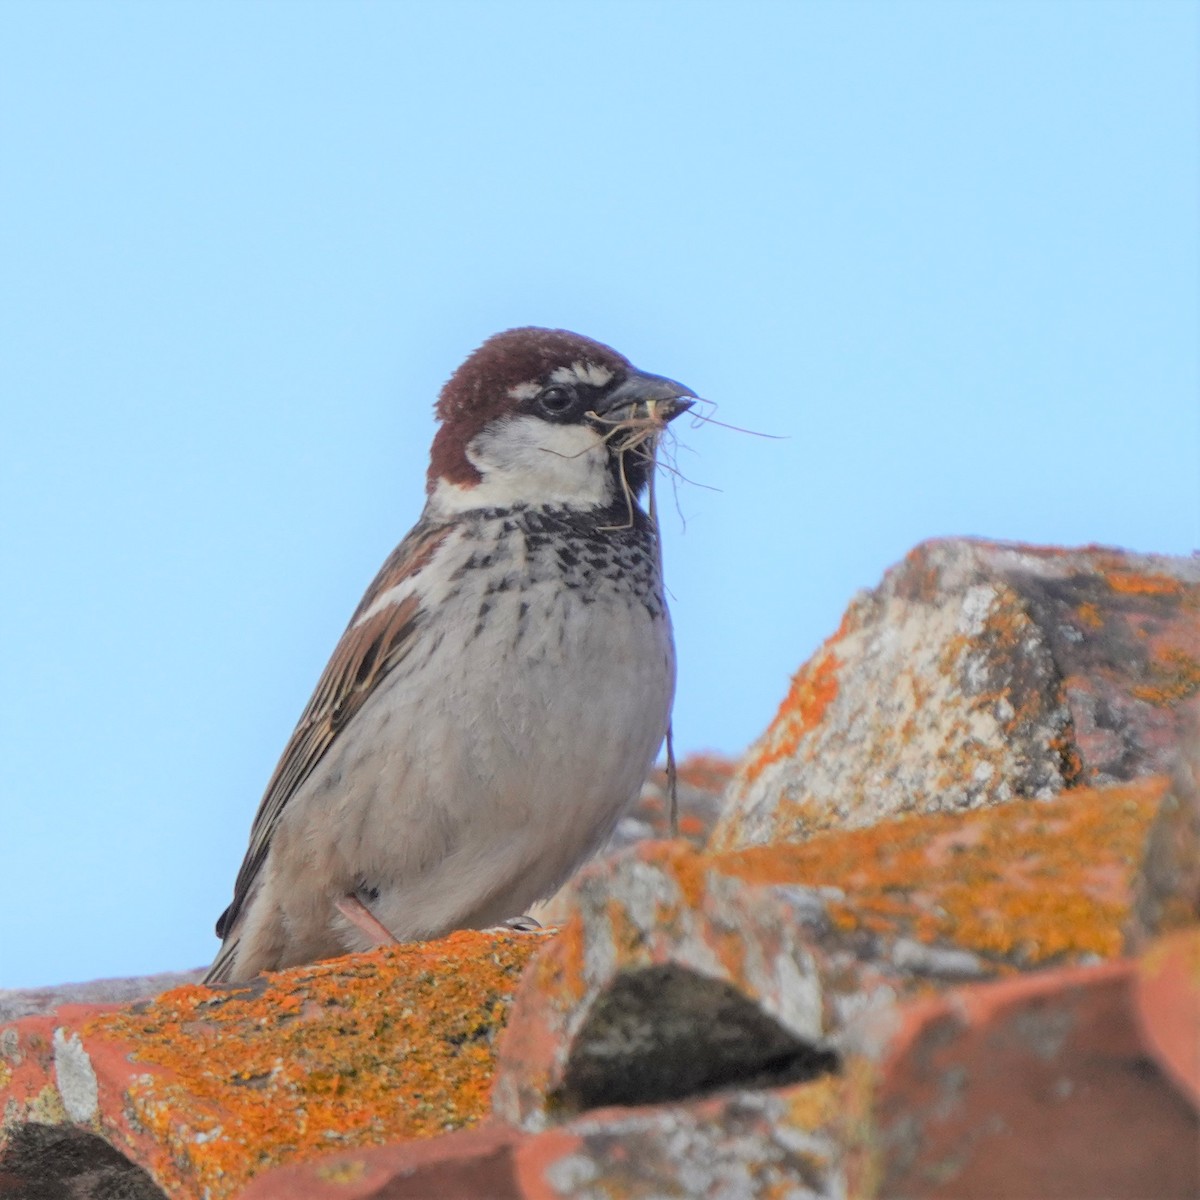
0, 1123, 166, 1200
552, 964, 837, 1114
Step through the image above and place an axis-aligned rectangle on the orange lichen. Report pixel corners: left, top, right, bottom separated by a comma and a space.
657, 841, 710, 913
1049, 730, 1084, 787
672, 753, 737, 793
1076, 601, 1104, 630
783, 1074, 843, 1131
605, 896, 651, 960
1104, 570, 1184, 598
532, 915, 586, 1005
835, 601, 865, 640
1131, 648, 1200, 707
743, 649, 841, 785
1139, 926, 1200, 983
83, 931, 545, 1197
771, 794, 840, 840
717, 778, 1168, 969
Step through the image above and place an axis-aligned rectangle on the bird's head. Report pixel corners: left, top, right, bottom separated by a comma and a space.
427, 327, 695, 515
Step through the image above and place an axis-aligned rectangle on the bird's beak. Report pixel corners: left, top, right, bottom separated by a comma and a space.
592, 370, 696, 424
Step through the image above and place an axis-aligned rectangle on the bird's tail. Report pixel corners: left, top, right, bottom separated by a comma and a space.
203, 939, 239, 986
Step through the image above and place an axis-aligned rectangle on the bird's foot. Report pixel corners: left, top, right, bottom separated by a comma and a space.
335, 895, 401, 946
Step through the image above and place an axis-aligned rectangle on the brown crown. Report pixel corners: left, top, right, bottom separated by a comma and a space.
428, 327, 631, 491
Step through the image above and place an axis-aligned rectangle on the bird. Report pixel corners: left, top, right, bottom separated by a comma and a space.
205, 327, 697, 983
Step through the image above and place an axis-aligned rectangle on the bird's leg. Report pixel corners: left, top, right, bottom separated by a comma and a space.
335, 895, 401, 946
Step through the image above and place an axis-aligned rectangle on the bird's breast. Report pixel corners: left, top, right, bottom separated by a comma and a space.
296, 506, 676, 919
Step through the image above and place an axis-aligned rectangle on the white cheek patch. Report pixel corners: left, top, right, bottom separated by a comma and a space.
430, 416, 614, 515
549, 361, 615, 388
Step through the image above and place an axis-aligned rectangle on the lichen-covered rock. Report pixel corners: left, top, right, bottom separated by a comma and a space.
242, 932, 1199, 1200
236, 1122, 525, 1200
712, 539, 1200, 849
239, 1082, 843, 1200
721, 776, 1169, 972
1133, 928, 1200, 1112
0, 1122, 167, 1199
522, 1085, 841, 1200
494, 841, 835, 1132
842, 931, 1200, 1200
495, 777, 1166, 1132
0, 931, 547, 1199
1127, 712, 1200, 950
0, 968, 205, 1025
620, 753, 736, 850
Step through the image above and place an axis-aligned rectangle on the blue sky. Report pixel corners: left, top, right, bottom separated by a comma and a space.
2, 0, 1196, 988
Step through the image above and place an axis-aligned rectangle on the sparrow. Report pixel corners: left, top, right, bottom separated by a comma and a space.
205, 327, 696, 983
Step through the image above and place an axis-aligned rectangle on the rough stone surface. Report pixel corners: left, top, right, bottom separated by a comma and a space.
521, 1087, 840, 1200
0, 931, 546, 1199
494, 841, 835, 1132
0, 1122, 167, 1199
0, 969, 205, 1025
621, 753, 735, 851
235, 1123, 525, 1200
1128, 711, 1200, 950
1134, 928, 1200, 1112
721, 776, 1166, 976
713, 539, 1200, 849
239, 1083, 843, 1200
495, 776, 1164, 1131
241, 933, 1199, 1200
844, 934, 1200, 1200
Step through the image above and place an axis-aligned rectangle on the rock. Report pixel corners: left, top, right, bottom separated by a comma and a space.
0, 968, 206, 1025
519, 1086, 841, 1200
242, 932, 1200, 1200
493, 841, 836, 1132
1127, 709, 1200, 949
235, 1122, 526, 1200
0, 931, 547, 1199
494, 776, 1165, 1131
712, 539, 1200, 849
0, 1122, 167, 1199
238, 1084, 843, 1200
1133, 928, 1200, 1111
843, 931, 1200, 1200
630, 753, 735, 848
721, 775, 1168, 972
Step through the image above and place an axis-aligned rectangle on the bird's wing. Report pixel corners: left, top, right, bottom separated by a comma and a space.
214, 518, 453, 943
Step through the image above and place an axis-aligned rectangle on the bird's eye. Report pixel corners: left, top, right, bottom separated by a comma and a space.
537, 384, 578, 417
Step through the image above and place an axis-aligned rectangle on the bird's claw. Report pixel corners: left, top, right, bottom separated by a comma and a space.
504, 914, 544, 932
